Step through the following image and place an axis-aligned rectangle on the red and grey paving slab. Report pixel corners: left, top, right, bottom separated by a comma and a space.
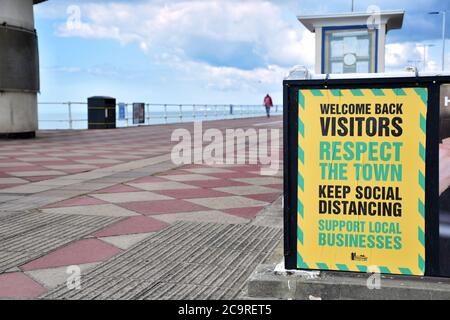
93, 216, 169, 238
0, 272, 46, 300
0, 116, 283, 299
20, 239, 122, 272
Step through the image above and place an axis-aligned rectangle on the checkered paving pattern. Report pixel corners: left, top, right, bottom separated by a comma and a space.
0, 117, 283, 299
0, 118, 280, 191
0, 128, 171, 191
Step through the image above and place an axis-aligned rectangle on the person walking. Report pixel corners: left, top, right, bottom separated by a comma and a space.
264, 94, 273, 118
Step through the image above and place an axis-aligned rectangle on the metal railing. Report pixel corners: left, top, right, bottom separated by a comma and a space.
37, 102, 283, 130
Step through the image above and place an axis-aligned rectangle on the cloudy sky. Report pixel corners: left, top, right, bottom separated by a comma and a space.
34, 0, 450, 104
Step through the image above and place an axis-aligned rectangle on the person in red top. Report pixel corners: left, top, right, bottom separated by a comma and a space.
264, 94, 273, 118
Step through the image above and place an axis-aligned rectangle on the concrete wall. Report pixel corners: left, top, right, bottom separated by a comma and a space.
0, 0, 35, 29
0, 93, 38, 134
377, 24, 386, 73
315, 27, 322, 74
0, 0, 38, 137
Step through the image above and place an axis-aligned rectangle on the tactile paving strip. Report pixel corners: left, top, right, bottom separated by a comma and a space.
44, 221, 282, 300
0, 211, 122, 272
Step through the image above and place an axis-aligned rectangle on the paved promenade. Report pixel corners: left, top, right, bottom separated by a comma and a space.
0, 116, 283, 299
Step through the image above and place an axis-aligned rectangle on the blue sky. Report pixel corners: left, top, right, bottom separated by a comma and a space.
34, 0, 450, 104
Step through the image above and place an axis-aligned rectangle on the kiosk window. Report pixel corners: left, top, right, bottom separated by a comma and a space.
324, 29, 376, 74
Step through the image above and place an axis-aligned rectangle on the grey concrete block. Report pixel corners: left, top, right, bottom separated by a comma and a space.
246, 264, 450, 300
247, 265, 297, 300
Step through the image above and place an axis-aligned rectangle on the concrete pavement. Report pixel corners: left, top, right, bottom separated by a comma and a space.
0, 116, 283, 299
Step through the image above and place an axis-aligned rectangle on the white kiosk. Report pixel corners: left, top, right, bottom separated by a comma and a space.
0, 0, 47, 138
298, 11, 404, 74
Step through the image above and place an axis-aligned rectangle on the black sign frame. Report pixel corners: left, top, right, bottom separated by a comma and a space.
283, 75, 450, 277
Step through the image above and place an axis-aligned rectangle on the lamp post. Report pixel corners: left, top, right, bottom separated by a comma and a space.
429, 11, 447, 71
418, 44, 435, 71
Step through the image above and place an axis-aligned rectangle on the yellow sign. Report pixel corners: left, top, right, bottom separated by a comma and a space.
297, 88, 427, 276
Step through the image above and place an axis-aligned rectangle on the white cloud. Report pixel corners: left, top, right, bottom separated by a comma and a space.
47, 66, 82, 73
168, 59, 290, 91
48, 0, 314, 91
386, 42, 440, 72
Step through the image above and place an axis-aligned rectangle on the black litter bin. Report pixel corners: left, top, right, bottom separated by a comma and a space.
88, 96, 116, 129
